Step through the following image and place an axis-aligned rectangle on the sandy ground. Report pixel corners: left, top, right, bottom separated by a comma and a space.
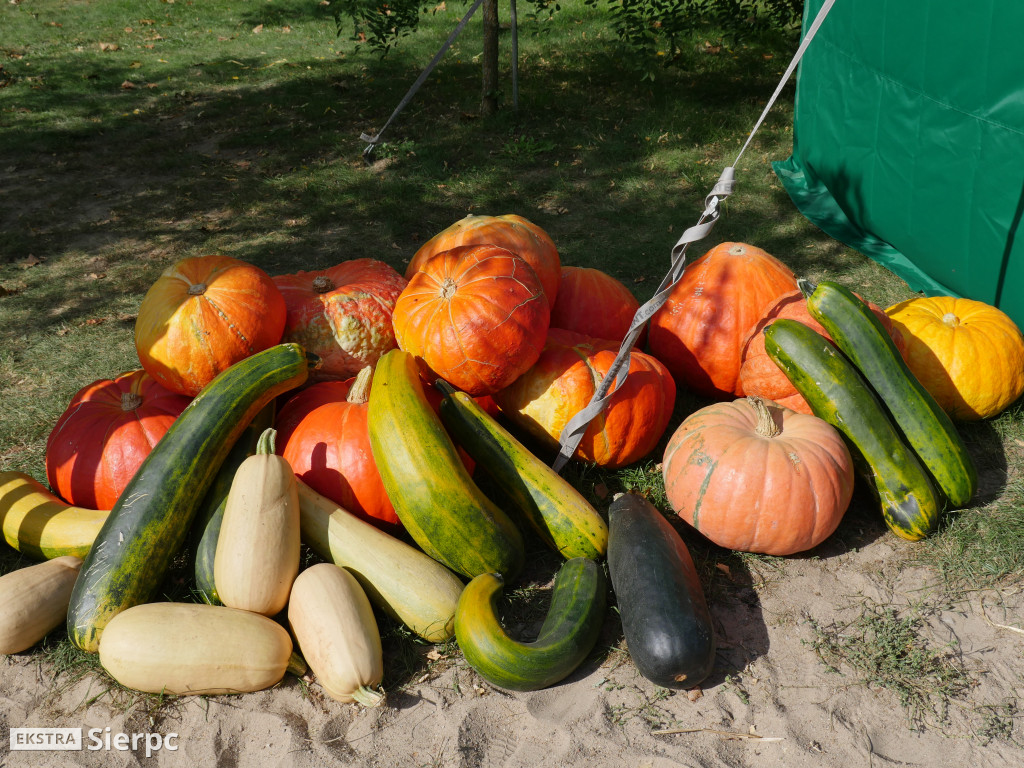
2, 512, 1023, 768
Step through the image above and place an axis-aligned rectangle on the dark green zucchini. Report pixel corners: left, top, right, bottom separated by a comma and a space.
764, 318, 942, 540
801, 279, 977, 508
367, 350, 524, 580
607, 493, 715, 689
454, 557, 606, 691
67, 344, 312, 652
190, 402, 276, 605
436, 382, 608, 561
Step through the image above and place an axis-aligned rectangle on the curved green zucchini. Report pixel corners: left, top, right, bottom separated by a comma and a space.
801, 279, 977, 508
454, 557, 606, 691
367, 350, 524, 579
67, 344, 312, 652
190, 402, 276, 605
764, 319, 942, 540
607, 493, 715, 689
436, 382, 608, 561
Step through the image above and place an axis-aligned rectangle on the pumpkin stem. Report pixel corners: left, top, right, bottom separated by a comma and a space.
440, 277, 458, 300
797, 278, 817, 299
352, 684, 386, 708
187, 282, 207, 296
942, 312, 960, 328
312, 275, 334, 294
121, 392, 143, 411
255, 427, 277, 455
748, 397, 782, 438
285, 651, 308, 677
347, 366, 374, 404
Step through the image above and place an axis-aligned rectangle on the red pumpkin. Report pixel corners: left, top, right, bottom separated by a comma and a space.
393, 244, 550, 396
276, 367, 399, 532
549, 266, 644, 344
494, 329, 676, 468
272, 260, 407, 382
135, 255, 287, 396
662, 397, 854, 555
45, 370, 192, 510
406, 214, 561, 304
648, 242, 798, 399
739, 289, 906, 414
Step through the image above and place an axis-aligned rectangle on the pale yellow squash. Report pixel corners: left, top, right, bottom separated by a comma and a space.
214, 428, 300, 616
0, 555, 82, 654
297, 481, 464, 642
98, 602, 293, 695
288, 563, 384, 706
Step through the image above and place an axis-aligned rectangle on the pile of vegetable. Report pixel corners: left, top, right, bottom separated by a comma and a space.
2, 214, 1023, 704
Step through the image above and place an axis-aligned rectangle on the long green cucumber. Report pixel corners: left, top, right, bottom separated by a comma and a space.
436, 382, 608, 561
190, 402, 276, 605
764, 319, 942, 540
367, 350, 524, 579
801, 279, 977, 507
67, 344, 312, 652
454, 557, 606, 691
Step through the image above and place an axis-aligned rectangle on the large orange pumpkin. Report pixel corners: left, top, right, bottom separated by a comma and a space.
275, 368, 399, 532
392, 244, 550, 396
648, 242, 797, 399
739, 289, 906, 414
886, 296, 1024, 420
494, 329, 676, 468
662, 397, 854, 556
406, 214, 561, 304
134, 255, 287, 396
272, 259, 407, 382
549, 266, 644, 344
45, 370, 192, 510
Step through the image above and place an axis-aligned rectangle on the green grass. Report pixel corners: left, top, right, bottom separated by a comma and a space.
2, 0, 1023, 737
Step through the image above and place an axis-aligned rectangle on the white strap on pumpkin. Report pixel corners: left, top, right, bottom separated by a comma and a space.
550, 0, 838, 473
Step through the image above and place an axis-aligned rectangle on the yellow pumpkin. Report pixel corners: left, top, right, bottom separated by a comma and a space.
885, 296, 1024, 420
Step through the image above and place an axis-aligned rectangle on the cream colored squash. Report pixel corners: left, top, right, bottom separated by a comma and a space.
0, 555, 82, 654
288, 563, 384, 706
98, 602, 293, 695
297, 481, 463, 642
214, 428, 300, 616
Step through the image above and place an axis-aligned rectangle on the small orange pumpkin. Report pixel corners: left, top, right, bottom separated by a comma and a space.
494, 329, 676, 468
739, 289, 906, 414
662, 397, 854, 556
648, 242, 798, 399
886, 296, 1024, 420
549, 266, 644, 344
392, 244, 550, 396
406, 214, 561, 304
134, 255, 286, 396
273, 260, 407, 382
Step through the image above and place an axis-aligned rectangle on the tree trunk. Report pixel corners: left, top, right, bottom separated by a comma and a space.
481, 0, 499, 115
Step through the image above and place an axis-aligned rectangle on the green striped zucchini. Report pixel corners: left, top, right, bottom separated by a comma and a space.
801, 279, 977, 508
454, 557, 606, 691
366, 350, 524, 579
67, 343, 312, 652
191, 403, 275, 605
436, 382, 608, 561
764, 319, 942, 540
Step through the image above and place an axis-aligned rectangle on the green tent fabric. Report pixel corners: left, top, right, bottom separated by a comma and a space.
774, 0, 1024, 326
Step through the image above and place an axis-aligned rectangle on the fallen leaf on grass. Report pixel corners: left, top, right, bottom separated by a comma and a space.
715, 562, 733, 580
84, 272, 106, 280
116, 313, 137, 323
83, 318, 105, 326
99, 42, 120, 52
120, 80, 136, 89
16, 255, 43, 268
252, 24, 263, 34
